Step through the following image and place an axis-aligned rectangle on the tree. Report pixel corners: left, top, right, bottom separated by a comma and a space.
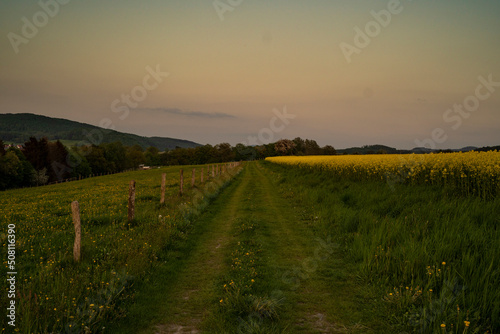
304, 139, 321, 155
293, 137, 305, 155
126, 145, 146, 169
233, 143, 257, 161
254, 145, 267, 160
0, 139, 5, 156
0, 147, 35, 189
145, 146, 161, 166
322, 145, 337, 155
215, 143, 234, 162
82, 145, 110, 174
193, 145, 216, 164
261, 143, 277, 158
0, 151, 22, 190
67, 148, 92, 178
32, 168, 49, 186
165, 147, 194, 166
10, 148, 35, 187
48, 140, 71, 182
23, 137, 49, 171
274, 139, 296, 156
103, 142, 128, 172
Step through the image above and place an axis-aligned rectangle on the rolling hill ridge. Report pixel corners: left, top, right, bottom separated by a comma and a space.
0, 113, 201, 150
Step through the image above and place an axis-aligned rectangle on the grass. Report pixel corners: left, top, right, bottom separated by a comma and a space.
4, 158, 496, 333
0, 163, 241, 333
108, 161, 392, 333
107, 162, 248, 333
264, 160, 500, 333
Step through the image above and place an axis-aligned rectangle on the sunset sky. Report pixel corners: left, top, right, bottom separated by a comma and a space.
1, 0, 499, 149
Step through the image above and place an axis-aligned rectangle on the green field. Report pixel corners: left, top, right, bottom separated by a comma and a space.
1, 161, 499, 333
1, 164, 241, 333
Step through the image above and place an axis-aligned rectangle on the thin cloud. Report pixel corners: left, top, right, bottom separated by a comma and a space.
134, 107, 236, 119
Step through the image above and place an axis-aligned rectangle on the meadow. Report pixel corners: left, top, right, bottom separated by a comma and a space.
266, 152, 500, 332
2, 152, 499, 333
0, 164, 241, 333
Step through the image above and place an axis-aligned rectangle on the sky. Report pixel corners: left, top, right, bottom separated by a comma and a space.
1, 0, 499, 149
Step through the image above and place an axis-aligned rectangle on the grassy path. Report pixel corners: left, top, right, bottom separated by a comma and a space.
108, 162, 391, 333
250, 162, 389, 333
107, 166, 250, 333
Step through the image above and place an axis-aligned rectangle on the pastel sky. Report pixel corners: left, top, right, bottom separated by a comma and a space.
1, 0, 499, 149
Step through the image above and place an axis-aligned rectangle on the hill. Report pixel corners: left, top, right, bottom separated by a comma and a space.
0, 113, 201, 150
337, 145, 495, 155
337, 144, 400, 155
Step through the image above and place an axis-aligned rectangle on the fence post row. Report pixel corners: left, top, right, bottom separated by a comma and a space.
68, 164, 244, 259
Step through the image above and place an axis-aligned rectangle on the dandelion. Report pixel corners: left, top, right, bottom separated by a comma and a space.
464, 321, 470, 327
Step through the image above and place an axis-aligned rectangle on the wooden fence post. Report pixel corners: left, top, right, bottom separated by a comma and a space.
71, 201, 81, 262
201, 168, 204, 183
160, 173, 166, 204
212, 165, 215, 178
179, 169, 184, 196
191, 169, 196, 187
128, 180, 136, 221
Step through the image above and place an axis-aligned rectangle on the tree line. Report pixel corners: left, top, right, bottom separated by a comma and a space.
0, 137, 335, 191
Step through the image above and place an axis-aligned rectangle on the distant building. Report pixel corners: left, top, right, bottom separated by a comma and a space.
138, 164, 151, 170
3, 144, 23, 150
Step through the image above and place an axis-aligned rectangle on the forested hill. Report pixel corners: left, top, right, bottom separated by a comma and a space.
0, 113, 200, 150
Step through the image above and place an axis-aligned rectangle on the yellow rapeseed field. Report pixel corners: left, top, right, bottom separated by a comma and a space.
267, 151, 500, 199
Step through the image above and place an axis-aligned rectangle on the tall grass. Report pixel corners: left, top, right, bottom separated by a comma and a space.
265, 161, 500, 333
